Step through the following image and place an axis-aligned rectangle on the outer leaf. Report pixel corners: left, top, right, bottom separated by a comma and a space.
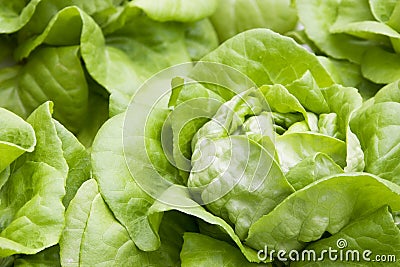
54, 120, 90, 207
17, 0, 118, 41
0, 0, 42, 33
350, 102, 400, 184
148, 185, 261, 263
184, 19, 219, 61
374, 79, 400, 103
330, 20, 400, 44
193, 29, 333, 89
102, 14, 192, 114
19, 46, 89, 133
0, 102, 66, 257
210, 0, 297, 42
14, 245, 60, 267
296, 0, 376, 63
0, 167, 10, 191
245, 173, 400, 252
317, 56, 380, 99
369, 0, 398, 22
387, 1, 400, 32
133, 0, 217, 22
91, 114, 161, 251
0, 107, 36, 173
292, 205, 400, 266
0, 66, 27, 118
181, 233, 267, 267
61, 179, 194, 267
60, 179, 99, 267
25, 102, 68, 176
361, 47, 400, 84
15, 7, 84, 60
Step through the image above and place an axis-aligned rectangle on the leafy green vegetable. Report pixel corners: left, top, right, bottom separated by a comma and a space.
0, 1, 399, 265
0, 102, 66, 257
210, 0, 297, 41
181, 233, 266, 267
91, 113, 163, 251
61, 179, 196, 266
0, 107, 36, 173
246, 173, 400, 253
293, 205, 400, 266
0, 0, 42, 34
133, 0, 217, 22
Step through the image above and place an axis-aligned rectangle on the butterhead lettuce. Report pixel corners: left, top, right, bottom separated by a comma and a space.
0, 1, 399, 266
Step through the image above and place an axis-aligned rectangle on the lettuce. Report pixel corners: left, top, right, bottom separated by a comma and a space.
0, 1, 400, 266
0, 102, 89, 259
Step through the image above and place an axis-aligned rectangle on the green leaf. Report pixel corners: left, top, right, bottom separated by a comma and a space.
19, 46, 89, 133
16, 0, 118, 42
25, 102, 68, 176
194, 29, 333, 89
148, 185, 261, 263
14, 245, 60, 267
53, 120, 90, 207
192, 88, 269, 146
293, 206, 400, 266
321, 84, 362, 139
296, 0, 376, 63
0, 0, 42, 33
101, 14, 192, 114
0, 167, 10, 191
169, 82, 225, 174
261, 84, 308, 120
285, 71, 330, 114
0, 107, 36, 173
3, 39, 90, 134
318, 113, 339, 138
91, 114, 161, 251
61, 179, 194, 267
387, 1, 400, 32
0, 66, 28, 118
332, 0, 375, 27
15, 6, 84, 60
188, 135, 294, 240
184, 19, 218, 61
317, 56, 380, 99
369, 0, 398, 22
350, 101, 400, 184
210, 0, 297, 42
275, 132, 347, 173
286, 153, 344, 190
0, 256, 14, 267
75, 84, 109, 148
132, 0, 218, 22
0, 103, 66, 257
181, 233, 266, 267
330, 20, 400, 45
374, 79, 400, 103
60, 179, 99, 267
361, 47, 400, 84
246, 173, 400, 252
